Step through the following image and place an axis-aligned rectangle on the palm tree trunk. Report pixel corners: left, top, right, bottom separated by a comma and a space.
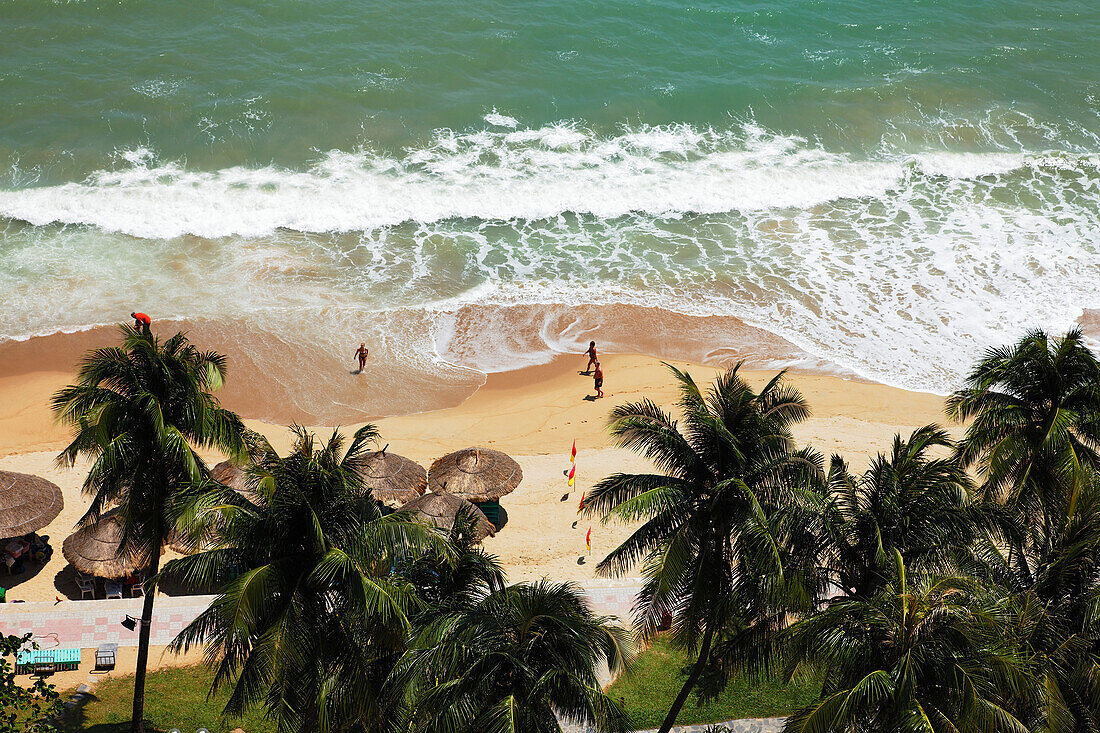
130, 553, 160, 733
656, 622, 715, 733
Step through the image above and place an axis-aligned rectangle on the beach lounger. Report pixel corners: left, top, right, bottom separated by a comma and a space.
105, 580, 123, 599
95, 643, 117, 670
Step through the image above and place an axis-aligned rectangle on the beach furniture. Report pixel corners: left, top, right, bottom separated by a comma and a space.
75, 573, 96, 599
105, 580, 123, 599
428, 447, 522, 528
17, 647, 81, 675
358, 446, 426, 515
0, 470, 65, 539
128, 572, 145, 597
95, 643, 117, 670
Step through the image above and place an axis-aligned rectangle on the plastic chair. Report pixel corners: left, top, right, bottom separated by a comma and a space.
105, 580, 123, 600
76, 574, 95, 600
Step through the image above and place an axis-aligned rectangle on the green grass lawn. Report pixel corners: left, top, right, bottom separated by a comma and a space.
60, 641, 817, 732
608, 637, 820, 730
61, 666, 274, 733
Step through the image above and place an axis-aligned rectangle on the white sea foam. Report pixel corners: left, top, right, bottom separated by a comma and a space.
1, 121, 1099, 397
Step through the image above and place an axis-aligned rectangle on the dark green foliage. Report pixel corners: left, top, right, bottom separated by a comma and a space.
392, 580, 631, 733
51, 326, 247, 733
583, 363, 825, 733
0, 635, 61, 733
164, 425, 446, 733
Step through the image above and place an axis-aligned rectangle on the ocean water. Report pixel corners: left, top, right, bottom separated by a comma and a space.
1, 0, 1099, 414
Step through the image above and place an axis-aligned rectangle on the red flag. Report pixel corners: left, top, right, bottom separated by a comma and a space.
567, 464, 575, 487
570, 439, 577, 463
586, 527, 592, 552
577, 492, 585, 514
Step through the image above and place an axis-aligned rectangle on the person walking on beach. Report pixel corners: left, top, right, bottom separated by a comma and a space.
583, 341, 598, 374
593, 360, 604, 399
355, 342, 369, 373
130, 311, 151, 334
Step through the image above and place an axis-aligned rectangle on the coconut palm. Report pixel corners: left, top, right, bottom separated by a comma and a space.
821, 426, 979, 600
403, 505, 506, 619
947, 328, 1100, 533
51, 325, 247, 733
974, 472, 1100, 731
165, 424, 448, 733
393, 580, 631, 733
582, 364, 825, 733
783, 556, 1030, 733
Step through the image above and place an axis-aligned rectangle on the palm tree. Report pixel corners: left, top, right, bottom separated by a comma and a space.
784, 556, 1030, 733
974, 472, 1100, 731
51, 325, 247, 733
946, 329, 1100, 730
165, 424, 448, 733
582, 364, 826, 733
403, 505, 506, 619
821, 426, 979, 600
394, 580, 631, 733
947, 328, 1100, 531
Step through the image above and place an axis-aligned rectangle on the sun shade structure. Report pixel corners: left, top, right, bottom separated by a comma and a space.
358, 445, 426, 509
428, 447, 522, 502
212, 460, 257, 501
397, 491, 495, 541
62, 509, 159, 578
0, 470, 64, 538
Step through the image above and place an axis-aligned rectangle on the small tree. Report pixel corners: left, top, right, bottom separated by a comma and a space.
0, 634, 61, 733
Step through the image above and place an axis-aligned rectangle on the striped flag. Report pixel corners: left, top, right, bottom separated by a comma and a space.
567, 464, 575, 487
577, 492, 585, 514
570, 439, 577, 463
586, 527, 592, 552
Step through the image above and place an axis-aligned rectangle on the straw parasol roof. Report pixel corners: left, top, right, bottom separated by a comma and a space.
167, 460, 257, 554
212, 460, 257, 501
62, 509, 159, 578
358, 445, 426, 509
396, 491, 495, 541
0, 470, 64, 538
427, 447, 522, 503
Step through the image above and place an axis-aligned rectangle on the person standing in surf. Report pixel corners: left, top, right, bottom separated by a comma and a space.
355, 342, 369, 373
583, 341, 598, 374
593, 361, 604, 399
130, 311, 151, 334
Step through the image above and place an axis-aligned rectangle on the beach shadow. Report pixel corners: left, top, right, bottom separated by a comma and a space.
0, 557, 51, 594
52, 565, 86, 601
582, 395, 597, 401
579, 371, 591, 376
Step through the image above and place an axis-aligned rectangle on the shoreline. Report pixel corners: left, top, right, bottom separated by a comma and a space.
0, 344, 950, 599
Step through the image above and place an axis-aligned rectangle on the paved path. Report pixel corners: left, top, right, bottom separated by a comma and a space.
0, 579, 644, 649
0, 594, 215, 648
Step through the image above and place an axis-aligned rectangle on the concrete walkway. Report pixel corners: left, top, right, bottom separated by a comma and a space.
0, 594, 215, 648
0, 578, 645, 649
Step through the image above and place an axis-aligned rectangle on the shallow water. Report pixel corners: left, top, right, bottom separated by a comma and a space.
2, 0, 1098, 413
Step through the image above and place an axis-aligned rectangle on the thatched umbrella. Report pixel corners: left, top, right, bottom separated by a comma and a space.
396, 491, 494, 541
166, 460, 256, 554
0, 470, 64, 538
427, 447, 522, 503
359, 445, 426, 509
62, 510, 159, 578
212, 460, 257, 501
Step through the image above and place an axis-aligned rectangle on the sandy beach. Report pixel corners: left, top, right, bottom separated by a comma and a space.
0, 336, 948, 601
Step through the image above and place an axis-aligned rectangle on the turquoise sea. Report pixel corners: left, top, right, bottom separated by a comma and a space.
1, 0, 1099, 416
